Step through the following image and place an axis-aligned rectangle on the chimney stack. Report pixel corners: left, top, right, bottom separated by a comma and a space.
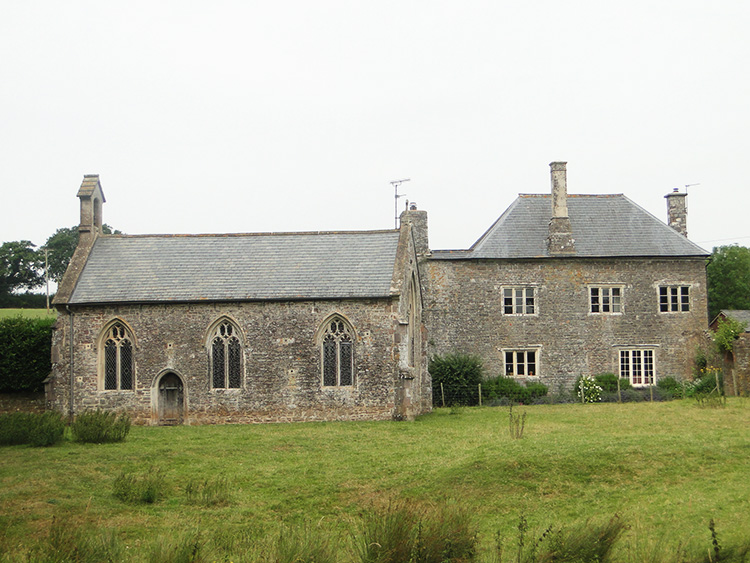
665, 188, 688, 237
400, 204, 430, 257
546, 162, 576, 254
77, 174, 106, 245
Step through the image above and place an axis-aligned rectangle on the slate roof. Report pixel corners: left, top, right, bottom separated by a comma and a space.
432, 194, 709, 260
69, 230, 401, 304
714, 310, 750, 331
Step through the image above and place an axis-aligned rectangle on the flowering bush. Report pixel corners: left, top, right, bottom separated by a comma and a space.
575, 375, 602, 403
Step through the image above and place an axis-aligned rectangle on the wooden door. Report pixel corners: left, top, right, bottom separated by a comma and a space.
158, 372, 184, 425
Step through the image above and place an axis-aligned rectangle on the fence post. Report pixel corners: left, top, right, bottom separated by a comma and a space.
616, 377, 622, 403
478, 383, 482, 407
440, 382, 445, 407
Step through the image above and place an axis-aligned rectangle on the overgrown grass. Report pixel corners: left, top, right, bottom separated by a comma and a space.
1, 400, 749, 561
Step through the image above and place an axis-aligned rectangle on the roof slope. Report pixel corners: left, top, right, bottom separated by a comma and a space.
716, 310, 750, 331
433, 194, 708, 260
69, 230, 401, 304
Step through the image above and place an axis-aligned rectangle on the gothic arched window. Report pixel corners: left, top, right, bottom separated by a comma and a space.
321, 317, 354, 386
102, 322, 134, 390
210, 320, 243, 389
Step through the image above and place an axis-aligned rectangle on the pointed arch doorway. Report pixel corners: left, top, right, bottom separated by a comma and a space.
157, 372, 184, 425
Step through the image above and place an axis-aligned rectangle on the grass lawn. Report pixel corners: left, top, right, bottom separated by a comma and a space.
0, 308, 56, 319
1, 400, 749, 561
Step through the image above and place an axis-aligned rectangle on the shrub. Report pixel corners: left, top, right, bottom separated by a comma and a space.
688, 369, 724, 398
525, 381, 549, 400
594, 373, 632, 393
430, 353, 484, 406
71, 410, 131, 443
28, 411, 65, 447
483, 376, 528, 404
0, 315, 55, 392
0, 411, 64, 447
657, 376, 683, 398
482, 376, 548, 405
574, 375, 602, 403
0, 412, 35, 445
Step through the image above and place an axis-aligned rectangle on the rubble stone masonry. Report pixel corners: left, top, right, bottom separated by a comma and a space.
422, 256, 708, 388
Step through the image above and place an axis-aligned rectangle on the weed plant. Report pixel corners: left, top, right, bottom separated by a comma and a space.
184, 476, 232, 506
508, 405, 526, 439
146, 530, 205, 563
71, 410, 131, 443
355, 500, 477, 563
271, 523, 337, 563
113, 467, 168, 504
29, 516, 125, 563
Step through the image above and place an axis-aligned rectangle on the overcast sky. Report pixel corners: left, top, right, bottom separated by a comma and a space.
2, 1, 748, 254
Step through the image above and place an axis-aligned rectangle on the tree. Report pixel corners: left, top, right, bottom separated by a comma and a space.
0, 241, 43, 295
706, 245, 750, 320
43, 224, 120, 282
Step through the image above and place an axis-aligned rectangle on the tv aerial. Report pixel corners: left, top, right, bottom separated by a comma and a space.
390, 178, 410, 229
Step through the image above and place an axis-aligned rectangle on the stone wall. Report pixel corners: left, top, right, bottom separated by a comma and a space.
423, 256, 708, 389
724, 334, 750, 396
48, 297, 431, 424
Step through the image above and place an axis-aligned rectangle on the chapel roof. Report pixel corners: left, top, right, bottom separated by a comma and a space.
68, 230, 401, 304
431, 194, 709, 260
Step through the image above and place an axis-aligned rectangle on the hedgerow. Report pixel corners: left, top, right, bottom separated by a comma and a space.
0, 315, 55, 392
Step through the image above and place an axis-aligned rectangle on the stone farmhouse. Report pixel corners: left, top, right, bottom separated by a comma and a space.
47, 162, 709, 424
421, 163, 709, 391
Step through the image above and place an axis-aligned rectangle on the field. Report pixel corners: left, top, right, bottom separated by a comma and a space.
1, 400, 749, 561
0, 308, 56, 320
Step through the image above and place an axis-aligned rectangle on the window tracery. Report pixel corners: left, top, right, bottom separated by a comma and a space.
322, 317, 353, 386
102, 322, 134, 390
210, 320, 243, 389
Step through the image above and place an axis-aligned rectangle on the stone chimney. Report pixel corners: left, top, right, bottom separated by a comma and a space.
77, 174, 106, 245
400, 203, 430, 257
546, 161, 576, 254
665, 188, 688, 237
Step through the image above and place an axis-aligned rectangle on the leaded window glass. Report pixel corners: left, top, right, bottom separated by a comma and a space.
321, 317, 354, 386
102, 322, 134, 390
210, 321, 242, 389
